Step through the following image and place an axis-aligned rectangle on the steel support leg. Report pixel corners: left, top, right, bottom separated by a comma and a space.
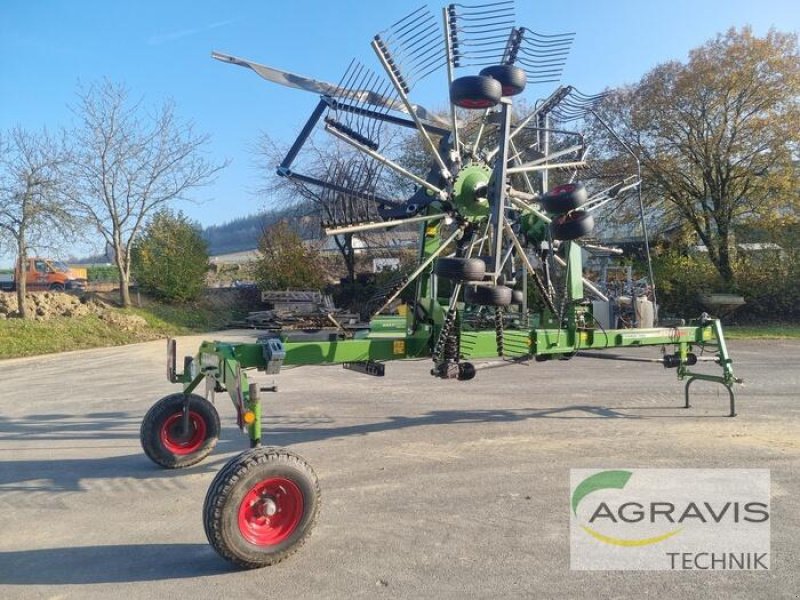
181, 394, 193, 436
684, 377, 736, 417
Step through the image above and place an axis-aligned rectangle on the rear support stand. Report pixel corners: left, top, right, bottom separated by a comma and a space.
684, 376, 736, 417
680, 317, 740, 417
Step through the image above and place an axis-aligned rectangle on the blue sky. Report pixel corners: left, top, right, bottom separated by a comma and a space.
1, 0, 798, 260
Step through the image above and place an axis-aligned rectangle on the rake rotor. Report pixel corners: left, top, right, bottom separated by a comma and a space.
213, 0, 645, 371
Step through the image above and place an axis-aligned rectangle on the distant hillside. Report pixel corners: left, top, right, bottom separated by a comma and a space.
202, 213, 266, 255
203, 205, 319, 256
68, 205, 320, 264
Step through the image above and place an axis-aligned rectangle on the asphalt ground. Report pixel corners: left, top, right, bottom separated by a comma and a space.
0, 333, 798, 599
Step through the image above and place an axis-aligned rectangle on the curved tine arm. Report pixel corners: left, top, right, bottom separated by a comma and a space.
211, 51, 450, 129
324, 212, 446, 236
371, 39, 452, 180
325, 124, 447, 200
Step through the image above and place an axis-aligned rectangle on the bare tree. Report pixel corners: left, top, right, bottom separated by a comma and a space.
257, 134, 387, 285
67, 79, 226, 306
0, 127, 75, 318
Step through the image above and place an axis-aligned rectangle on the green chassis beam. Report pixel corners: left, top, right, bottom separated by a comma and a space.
169, 213, 740, 447
173, 314, 738, 445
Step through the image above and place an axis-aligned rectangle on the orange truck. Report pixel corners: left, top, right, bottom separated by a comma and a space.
0, 257, 88, 292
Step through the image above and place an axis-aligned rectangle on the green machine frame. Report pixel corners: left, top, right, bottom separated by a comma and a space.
167, 214, 741, 451
146, 8, 745, 567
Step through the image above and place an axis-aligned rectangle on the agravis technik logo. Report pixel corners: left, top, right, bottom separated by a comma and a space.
570, 469, 770, 570
572, 470, 682, 547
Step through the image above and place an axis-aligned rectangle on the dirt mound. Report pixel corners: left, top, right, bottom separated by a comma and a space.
0, 291, 108, 320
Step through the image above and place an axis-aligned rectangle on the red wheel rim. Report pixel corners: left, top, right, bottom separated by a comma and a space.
238, 477, 304, 546
457, 98, 495, 109
552, 183, 576, 194
160, 411, 207, 455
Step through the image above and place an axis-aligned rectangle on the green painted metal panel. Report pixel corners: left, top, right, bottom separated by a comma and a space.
460, 329, 532, 359
567, 242, 584, 302
282, 332, 430, 365
368, 316, 408, 337
534, 325, 715, 355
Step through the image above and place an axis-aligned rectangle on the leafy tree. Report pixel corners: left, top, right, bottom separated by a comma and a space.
254, 221, 325, 291
0, 127, 75, 318
66, 79, 226, 307
592, 28, 800, 287
131, 209, 209, 302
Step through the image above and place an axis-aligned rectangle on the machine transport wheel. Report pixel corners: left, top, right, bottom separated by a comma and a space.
140, 393, 220, 469
550, 210, 595, 241
204, 447, 321, 569
511, 289, 525, 304
49, 282, 65, 291
434, 257, 487, 281
540, 182, 588, 214
479, 65, 527, 96
450, 75, 502, 109
464, 284, 513, 307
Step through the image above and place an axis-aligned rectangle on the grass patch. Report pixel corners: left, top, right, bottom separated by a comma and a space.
724, 325, 800, 339
0, 298, 244, 360
0, 314, 148, 359
128, 302, 232, 335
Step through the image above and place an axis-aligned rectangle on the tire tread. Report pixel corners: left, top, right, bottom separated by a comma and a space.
140, 393, 220, 469
203, 447, 321, 569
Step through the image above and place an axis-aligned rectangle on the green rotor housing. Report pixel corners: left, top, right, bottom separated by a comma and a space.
452, 164, 491, 220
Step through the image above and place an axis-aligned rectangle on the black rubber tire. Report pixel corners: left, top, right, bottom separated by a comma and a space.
457, 362, 477, 381
511, 289, 525, 305
540, 182, 588, 214
140, 393, 220, 469
204, 447, 321, 569
464, 284, 513, 307
479, 65, 527, 97
450, 75, 502, 109
49, 282, 65, 291
435, 257, 487, 281
550, 210, 595, 241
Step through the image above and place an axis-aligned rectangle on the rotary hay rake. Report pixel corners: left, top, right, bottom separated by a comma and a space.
140, 1, 741, 569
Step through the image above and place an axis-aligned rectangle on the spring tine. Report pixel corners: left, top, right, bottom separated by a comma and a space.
520, 41, 572, 53
447, 0, 515, 68
459, 30, 516, 45
351, 69, 378, 123
372, 8, 451, 179
387, 6, 430, 39
520, 34, 574, 47
395, 18, 439, 48
503, 26, 575, 83
518, 56, 571, 67
332, 58, 357, 97
451, 0, 514, 18
343, 65, 370, 130
377, 5, 445, 91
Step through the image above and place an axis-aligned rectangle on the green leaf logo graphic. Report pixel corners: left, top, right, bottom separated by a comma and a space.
571, 470, 632, 516
572, 470, 682, 546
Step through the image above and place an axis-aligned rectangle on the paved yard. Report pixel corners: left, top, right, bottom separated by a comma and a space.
0, 333, 797, 599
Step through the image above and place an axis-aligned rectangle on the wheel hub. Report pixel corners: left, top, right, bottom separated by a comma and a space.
259, 496, 278, 517
160, 411, 206, 455
238, 477, 304, 546
451, 164, 491, 220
